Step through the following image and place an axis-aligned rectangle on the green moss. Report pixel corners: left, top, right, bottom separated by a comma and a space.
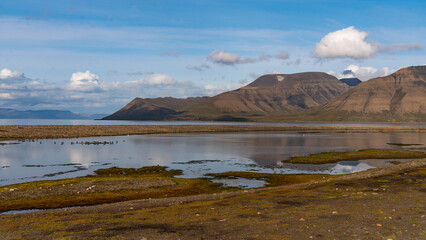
0, 166, 221, 212
94, 165, 182, 177
284, 149, 426, 164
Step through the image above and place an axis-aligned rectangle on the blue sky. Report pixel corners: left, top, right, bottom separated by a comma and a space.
0, 0, 425, 114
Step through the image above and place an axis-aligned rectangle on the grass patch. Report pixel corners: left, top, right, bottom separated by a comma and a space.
207, 171, 333, 187
284, 149, 426, 164
0, 166, 222, 212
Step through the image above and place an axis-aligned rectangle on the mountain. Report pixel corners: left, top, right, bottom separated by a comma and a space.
102, 97, 208, 120
104, 72, 349, 121
340, 78, 362, 87
303, 66, 426, 122
0, 109, 106, 119
178, 72, 350, 121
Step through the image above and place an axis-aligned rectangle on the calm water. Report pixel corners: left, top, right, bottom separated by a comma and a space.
1, 131, 425, 187
0, 118, 426, 127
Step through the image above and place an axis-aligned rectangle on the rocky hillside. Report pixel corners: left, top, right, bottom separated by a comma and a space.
104, 72, 350, 121
179, 72, 349, 120
306, 66, 426, 122
102, 97, 208, 120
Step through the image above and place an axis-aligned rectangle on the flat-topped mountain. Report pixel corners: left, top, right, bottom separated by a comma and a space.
103, 66, 426, 122
340, 78, 362, 87
102, 97, 208, 120
104, 72, 349, 121
306, 66, 426, 122
180, 72, 349, 120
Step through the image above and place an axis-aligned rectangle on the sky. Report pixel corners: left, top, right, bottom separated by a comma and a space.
0, 0, 425, 114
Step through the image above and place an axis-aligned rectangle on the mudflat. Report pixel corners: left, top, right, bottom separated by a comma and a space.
0, 124, 425, 140
0, 125, 425, 239
0, 159, 425, 239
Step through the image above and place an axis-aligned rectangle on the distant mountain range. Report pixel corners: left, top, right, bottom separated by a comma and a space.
103, 65, 426, 122
340, 78, 362, 87
0, 109, 106, 120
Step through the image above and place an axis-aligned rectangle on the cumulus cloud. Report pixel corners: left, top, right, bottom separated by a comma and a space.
207, 50, 270, 65
68, 71, 103, 92
314, 26, 377, 59
0, 93, 14, 99
314, 26, 424, 59
328, 64, 395, 81
137, 74, 176, 85
0, 68, 24, 79
186, 64, 210, 72
275, 52, 289, 60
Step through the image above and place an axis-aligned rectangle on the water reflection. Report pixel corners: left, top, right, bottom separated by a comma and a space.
0, 131, 424, 186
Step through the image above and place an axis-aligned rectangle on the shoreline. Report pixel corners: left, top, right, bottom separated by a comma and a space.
1, 159, 425, 239
0, 124, 425, 140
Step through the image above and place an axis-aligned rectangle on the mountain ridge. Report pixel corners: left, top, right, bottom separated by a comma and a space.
0, 108, 106, 119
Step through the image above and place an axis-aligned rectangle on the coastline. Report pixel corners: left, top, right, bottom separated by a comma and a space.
0, 124, 425, 140
1, 158, 424, 239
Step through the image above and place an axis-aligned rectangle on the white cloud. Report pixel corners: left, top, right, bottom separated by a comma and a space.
207, 50, 241, 65
203, 83, 238, 96
328, 64, 395, 81
314, 26, 377, 59
314, 26, 424, 59
207, 50, 270, 65
0, 68, 24, 79
0, 93, 14, 99
68, 71, 103, 92
275, 52, 289, 60
186, 64, 211, 71
137, 74, 176, 85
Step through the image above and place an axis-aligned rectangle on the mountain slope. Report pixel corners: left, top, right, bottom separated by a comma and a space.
305, 66, 426, 122
102, 97, 208, 120
180, 72, 350, 120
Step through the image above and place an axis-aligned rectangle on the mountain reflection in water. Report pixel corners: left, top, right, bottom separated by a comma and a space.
0, 131, 424, 186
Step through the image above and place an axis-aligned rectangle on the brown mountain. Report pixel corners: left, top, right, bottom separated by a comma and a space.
303, 66, 426, 122
102, 97, 208, 120
104, 72, 350, 121
179, 72, 350, 120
